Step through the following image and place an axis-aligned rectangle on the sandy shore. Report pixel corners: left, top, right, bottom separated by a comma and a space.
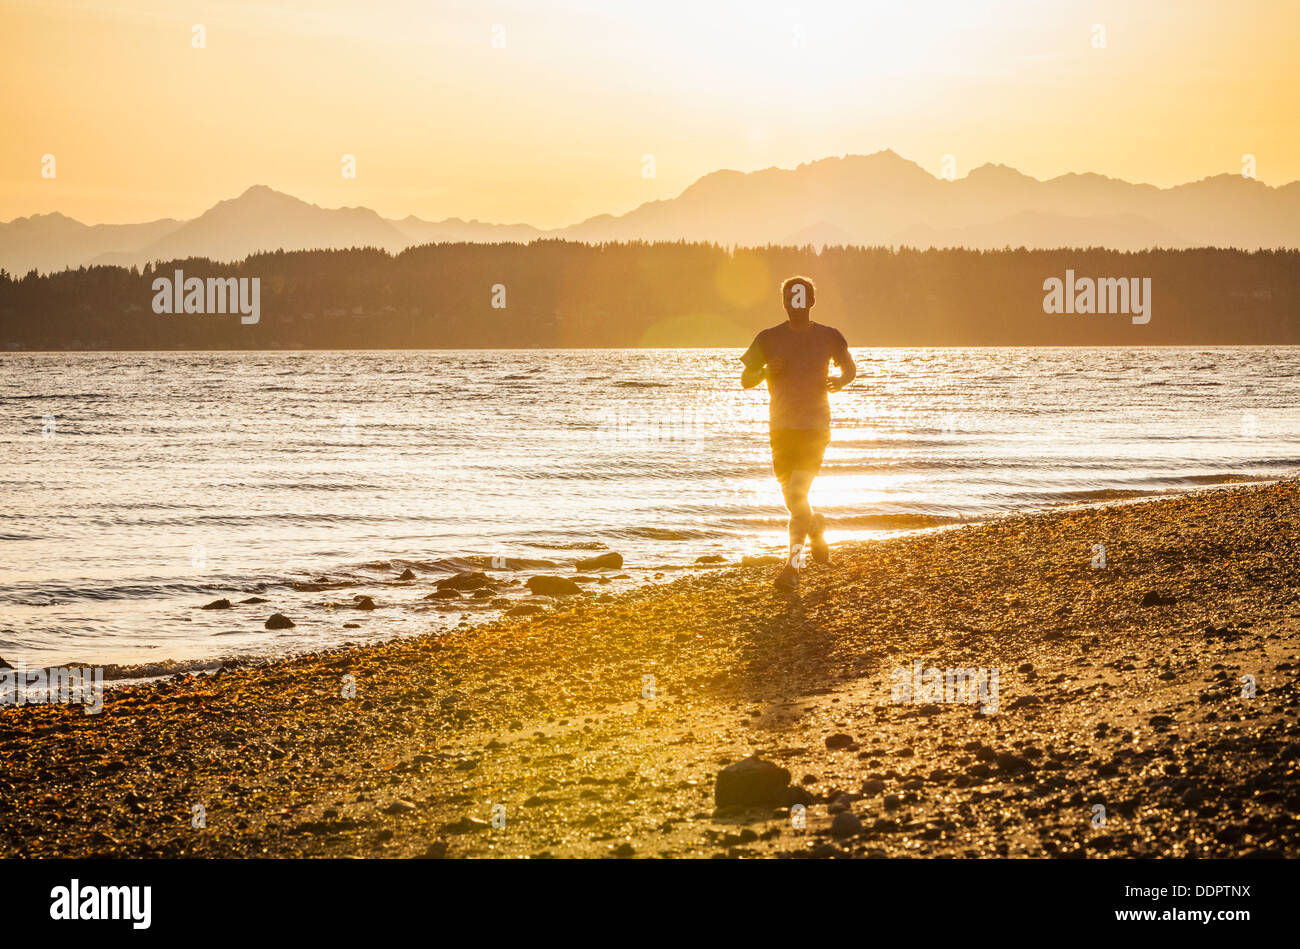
3, 481, 1298, 858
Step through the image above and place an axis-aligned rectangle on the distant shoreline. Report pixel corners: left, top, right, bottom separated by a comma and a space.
4, 245, 1298, 348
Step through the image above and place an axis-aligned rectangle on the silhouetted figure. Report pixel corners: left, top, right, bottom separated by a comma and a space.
741, 276, 856, 592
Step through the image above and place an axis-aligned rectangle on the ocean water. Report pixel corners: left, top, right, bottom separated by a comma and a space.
1, 347, 1297, 672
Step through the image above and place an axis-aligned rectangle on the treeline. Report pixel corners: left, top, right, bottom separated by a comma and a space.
1, 241, 1297, 349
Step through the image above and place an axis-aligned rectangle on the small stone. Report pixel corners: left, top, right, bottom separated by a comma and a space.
437, 571, 491, 590
201, 599, 232, 610
825, 733, 855, 750
996, 752, 1031, 772
1140, 590, 1177, 607
715, 755, 794, 808
526, 575, 582, 596
831, 811, 863, 838
440, 816, 490, 834
784, 785, 814, 807
576, 553, 624, 571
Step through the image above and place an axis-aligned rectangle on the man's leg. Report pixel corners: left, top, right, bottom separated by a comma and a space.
803, 431, 831, 564
782, 469, 815, 559
786, 470, 829, 563
774, 468, 814, 591
809, 514, 829, 564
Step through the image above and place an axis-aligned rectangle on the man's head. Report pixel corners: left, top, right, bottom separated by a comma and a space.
782, 275, 816, 317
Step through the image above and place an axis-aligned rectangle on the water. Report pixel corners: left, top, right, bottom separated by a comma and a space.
2, 347, 1297, 671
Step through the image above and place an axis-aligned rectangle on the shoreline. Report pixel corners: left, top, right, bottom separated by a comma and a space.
9, 472, 1290, 682
2, 480, 1298, 858
5, 345, 1300, 354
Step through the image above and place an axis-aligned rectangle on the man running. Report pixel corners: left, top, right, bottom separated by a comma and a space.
740, 276, 856, 592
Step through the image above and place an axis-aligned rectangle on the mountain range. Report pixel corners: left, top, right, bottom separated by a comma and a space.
5, 151, 1299, 274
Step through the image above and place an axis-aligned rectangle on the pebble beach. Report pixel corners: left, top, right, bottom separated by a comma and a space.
3, 481, 1298, 859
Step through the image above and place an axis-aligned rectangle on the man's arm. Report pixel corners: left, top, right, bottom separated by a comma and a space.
827, 336, 856, 392
740, 335, 766, 389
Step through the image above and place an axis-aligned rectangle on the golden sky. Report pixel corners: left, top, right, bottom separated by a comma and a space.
2, 0, 1297, 226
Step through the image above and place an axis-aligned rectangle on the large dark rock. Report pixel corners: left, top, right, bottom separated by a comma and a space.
201, 598, 232, 610
575, 552, 623, 571
265, 613, 295, 630
715, 755, 794, 808
437, 571, 491, 591
526, 575, 582, 596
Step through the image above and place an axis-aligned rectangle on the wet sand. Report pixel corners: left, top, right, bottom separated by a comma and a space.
2, 481, 1298, 858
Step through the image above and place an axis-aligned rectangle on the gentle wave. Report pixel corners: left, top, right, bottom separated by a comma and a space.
2, 346, 1298, 668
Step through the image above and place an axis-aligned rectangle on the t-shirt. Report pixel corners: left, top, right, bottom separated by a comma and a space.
740, 321, 850, 431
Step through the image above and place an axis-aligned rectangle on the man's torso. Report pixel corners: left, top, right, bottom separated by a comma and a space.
744, 321, 843, 431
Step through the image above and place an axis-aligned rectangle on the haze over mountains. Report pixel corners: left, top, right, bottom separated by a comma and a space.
5, 151, 1299, 274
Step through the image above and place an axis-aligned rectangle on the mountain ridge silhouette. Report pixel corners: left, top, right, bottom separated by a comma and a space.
4, 150, 1298, 274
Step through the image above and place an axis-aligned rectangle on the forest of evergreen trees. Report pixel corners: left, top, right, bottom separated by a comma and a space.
0, 241, 1296, 349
